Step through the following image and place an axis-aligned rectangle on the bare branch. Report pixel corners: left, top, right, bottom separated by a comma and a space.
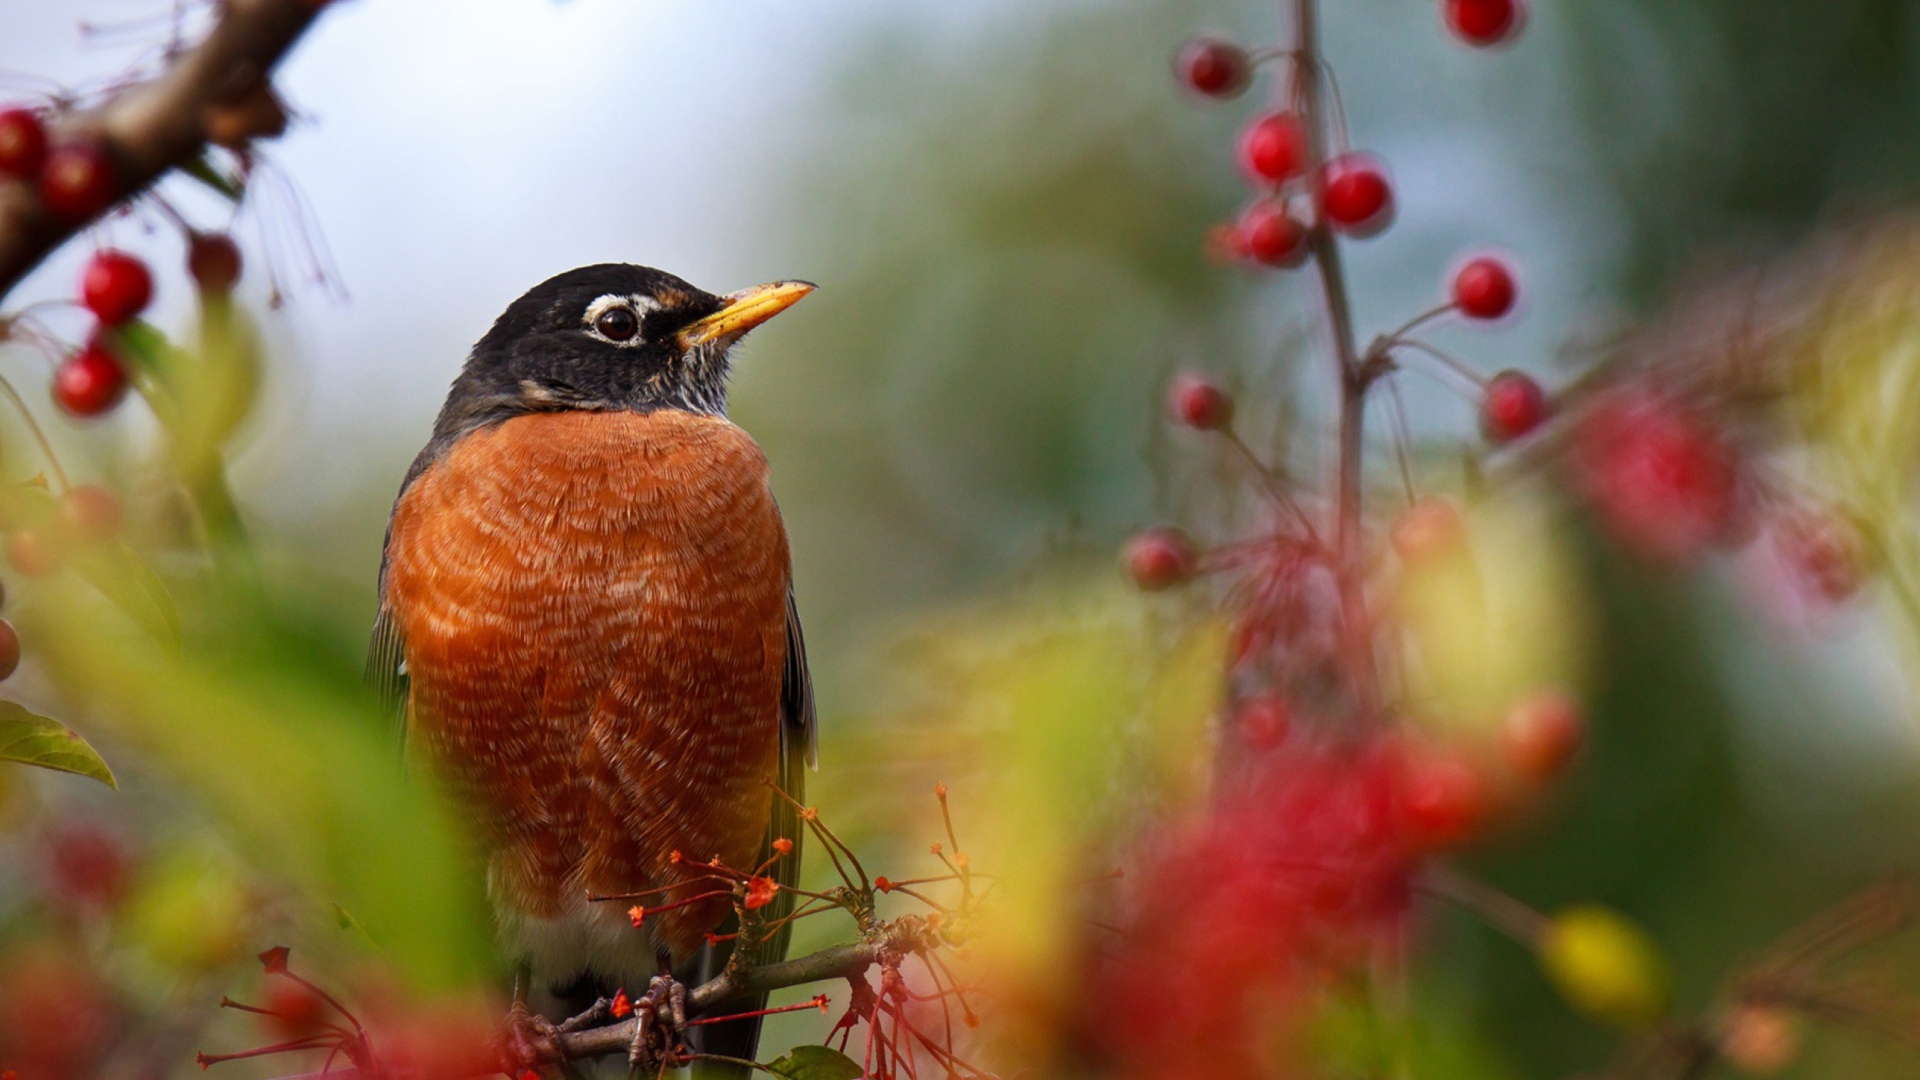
0, 0, 331, 303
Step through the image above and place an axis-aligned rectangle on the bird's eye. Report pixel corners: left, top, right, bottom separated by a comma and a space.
595, 307, 639, 341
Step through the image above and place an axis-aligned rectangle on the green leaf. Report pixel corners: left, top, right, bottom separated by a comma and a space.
766, 1044, 863, 1080
108, 321, 190, 415
180, 154, 245, 202
0, 700, 117, 788
66, 542, 183, 653
331, 902, 382, 949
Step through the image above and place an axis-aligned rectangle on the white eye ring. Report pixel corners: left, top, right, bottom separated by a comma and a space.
584, 293, 660, 346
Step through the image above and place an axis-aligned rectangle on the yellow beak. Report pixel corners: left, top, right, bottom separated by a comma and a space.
678, 280, 816, 348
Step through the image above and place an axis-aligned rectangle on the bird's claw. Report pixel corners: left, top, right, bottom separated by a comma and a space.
503, 999, 563, 1072
629, 973, 690, 1071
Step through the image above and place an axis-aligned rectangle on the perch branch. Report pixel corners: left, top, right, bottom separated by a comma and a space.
556, 940, 883, 1059
0, 0, 330, 303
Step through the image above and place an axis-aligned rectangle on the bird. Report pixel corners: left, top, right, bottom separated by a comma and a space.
367, 263, 817, 1076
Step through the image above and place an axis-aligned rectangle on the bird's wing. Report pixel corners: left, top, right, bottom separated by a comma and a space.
367, 446, 446, 745
687, 589, 815, 1077
366, 599, 410, 739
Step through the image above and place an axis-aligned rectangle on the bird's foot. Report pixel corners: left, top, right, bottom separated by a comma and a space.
628, 973, 690, 1073
502, 998, 564, 1073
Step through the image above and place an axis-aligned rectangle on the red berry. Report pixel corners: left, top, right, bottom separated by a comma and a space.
81, 250, 153, 326
188, 233, 243, 293
1390, 497, 1466, 562
1445, 0, 1525, 47
7, 529, 58, 577
38, 138, 116, 220
1502, 692, 1584, 783
1775, 513, 1866, 602
55, 484, 122, 544
1480, 370, 1549, 444
1124, 527, 1197, 591
1321, 155, 1394, 236
1452, 255, 1517, 320
1573, 390, 1740, 562
1205, 222, 1251, 264
0, 618, 17, 681
1239, 112, 1308, 184
264, 981, 328, 1039
0, 108, 48, 179
53, 341, 129, 418
1237, 694, 1291, 749
1402, 755, 1486, 847
1176, 38, 1250, 98
45, 822, 128, 910
1168, 373, 1234, 430
1237, 201, 1307, 267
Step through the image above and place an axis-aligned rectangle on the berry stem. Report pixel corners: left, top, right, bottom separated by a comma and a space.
1384, 375, 1419, 506
1378, 301, 1458, 346
1389, 338, 1492, 393
0, 372, 72, 491
1220, 427, 1321, 542
1419, 865, 1552, 947
1290, 0, 1379, 724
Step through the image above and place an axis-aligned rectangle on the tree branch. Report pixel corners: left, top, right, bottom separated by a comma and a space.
0, 0, 330, 304
556, 940, 881, 1059
1289, 0, 1380, 723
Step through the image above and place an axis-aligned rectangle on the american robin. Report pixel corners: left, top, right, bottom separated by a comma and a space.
368, 264, 817, 1074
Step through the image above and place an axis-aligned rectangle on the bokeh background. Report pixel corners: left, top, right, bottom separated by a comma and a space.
7, 1, 1920, 1077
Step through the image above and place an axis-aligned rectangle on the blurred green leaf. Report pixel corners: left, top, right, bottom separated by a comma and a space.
109, 320, 189, 416
66, 542, 182, 653
767, 1044, 862, 1080
332, 901, 382, 950
181, 153, 245, 202
0, 700, 116, 788
32, 580, 493, 993
123, 844, 251, 973
1310, 988, 1514, 1080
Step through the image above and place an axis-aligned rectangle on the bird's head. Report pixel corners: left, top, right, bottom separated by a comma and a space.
435, 263, 812, 438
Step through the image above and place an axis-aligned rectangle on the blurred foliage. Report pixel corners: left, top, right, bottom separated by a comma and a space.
1566, 0, 1920, 298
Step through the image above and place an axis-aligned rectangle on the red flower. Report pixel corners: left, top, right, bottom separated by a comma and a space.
744, 877, 779, 910
771, 837, 794, 855
628, 905, 646, 927
610, 989, 632, 1019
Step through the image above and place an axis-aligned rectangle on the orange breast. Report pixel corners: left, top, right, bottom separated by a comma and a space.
383, 409, 789, 961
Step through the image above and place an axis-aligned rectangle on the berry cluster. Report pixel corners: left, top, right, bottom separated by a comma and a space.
1566, 381, 1870, 603
1098, 3, 1907, 1076
7, 483, 124, 575
55, 250, 151, 418
47, 235, 242, 419
0, 108, 118, 221
1158, 3, 1569, 783
2, 95, 249, 421
0, 481, 124, 686
1089, 5, 1703, 1070
1179, 32, 1547, 445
